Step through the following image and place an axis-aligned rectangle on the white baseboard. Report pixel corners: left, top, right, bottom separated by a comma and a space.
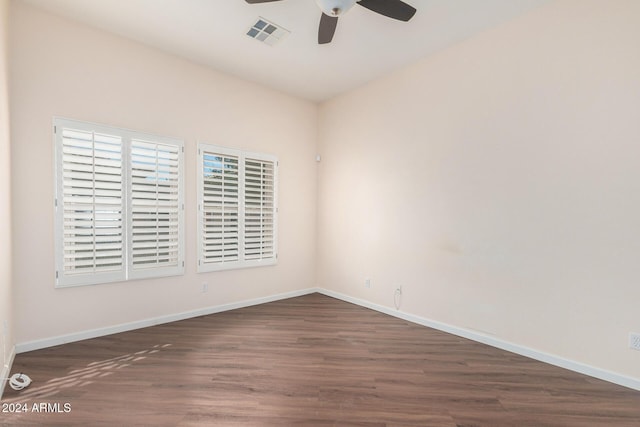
15, 288, 318, 354
317, 288, 640, 392
0, 345, 16, 400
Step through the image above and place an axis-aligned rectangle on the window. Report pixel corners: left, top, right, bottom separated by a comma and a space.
197, 144, 277, 272
54, 118, 184, 287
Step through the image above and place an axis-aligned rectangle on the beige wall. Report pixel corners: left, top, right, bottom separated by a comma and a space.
0, 0, 13, 372
9, 1, 317, 344
318, 0, 640, 381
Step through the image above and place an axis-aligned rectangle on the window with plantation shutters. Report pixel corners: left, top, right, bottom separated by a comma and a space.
198, 144, 277, 272
54, 118, 184, 288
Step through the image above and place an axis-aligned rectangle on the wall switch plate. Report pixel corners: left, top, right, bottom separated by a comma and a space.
365, 279, 371, 288
201, 283, 209, 293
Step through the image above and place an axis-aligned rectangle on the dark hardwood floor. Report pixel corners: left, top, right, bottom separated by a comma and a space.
2, 293, 640, 426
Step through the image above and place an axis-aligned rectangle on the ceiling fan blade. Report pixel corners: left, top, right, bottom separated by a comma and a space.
318, 13, 339, 44
245, 0, 282, 4
356, 0, 416, 22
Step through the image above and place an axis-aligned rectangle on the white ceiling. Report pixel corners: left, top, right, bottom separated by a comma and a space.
20, 0, 550, 102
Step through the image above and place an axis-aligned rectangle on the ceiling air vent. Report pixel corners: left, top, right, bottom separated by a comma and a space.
246, 17, 290, 46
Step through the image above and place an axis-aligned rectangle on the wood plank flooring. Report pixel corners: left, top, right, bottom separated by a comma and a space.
2, 293, 640, 426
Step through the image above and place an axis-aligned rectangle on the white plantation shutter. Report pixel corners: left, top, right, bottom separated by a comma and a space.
243, 157, 275, 262
56, 122, 125, 286
200, 149, 240, 266
198, 144, 277, 272
129, 139, 184, 279
54, 118, 184, 287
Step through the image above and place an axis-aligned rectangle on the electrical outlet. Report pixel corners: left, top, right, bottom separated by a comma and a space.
393, 285, 402, 310
201, 283, 209, 293
365, 279, 371, 288
630, 333, 640, 351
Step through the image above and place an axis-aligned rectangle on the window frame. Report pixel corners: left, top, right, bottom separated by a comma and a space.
53, 117, 185, 288
197, 143, 278, 273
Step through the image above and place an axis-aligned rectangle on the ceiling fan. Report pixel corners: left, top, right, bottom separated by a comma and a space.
245, 0, 417, 44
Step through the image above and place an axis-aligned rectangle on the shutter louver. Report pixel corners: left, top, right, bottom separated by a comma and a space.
61, 128, 124, 278
244, 158, 275, 262
130, 140, 181, 270
201, 152, 240, 266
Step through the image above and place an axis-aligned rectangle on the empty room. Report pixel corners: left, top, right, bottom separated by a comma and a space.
1, 0, 639, 425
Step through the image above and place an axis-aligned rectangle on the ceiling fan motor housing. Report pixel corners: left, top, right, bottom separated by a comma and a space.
316, 0, 357, 16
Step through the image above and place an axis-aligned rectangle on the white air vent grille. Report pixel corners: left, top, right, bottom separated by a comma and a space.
247, 17, 290, 46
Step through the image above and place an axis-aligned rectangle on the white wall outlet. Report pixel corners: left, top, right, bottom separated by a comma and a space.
201, 282, 209, 293
630, 332, 640, 351
393, 285, 403, 310
365, 279, 371, 288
